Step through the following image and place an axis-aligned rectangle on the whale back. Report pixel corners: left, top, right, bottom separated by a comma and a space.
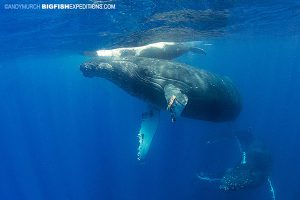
130, 57, 241, 121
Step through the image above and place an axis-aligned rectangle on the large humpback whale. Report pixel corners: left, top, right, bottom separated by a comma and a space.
80, 57, 241, 160
94, 42, 206, 60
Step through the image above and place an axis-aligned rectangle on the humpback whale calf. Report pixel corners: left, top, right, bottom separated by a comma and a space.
198, 129, 275, 199
80, 57, 241, 160
95, 42, 206, 60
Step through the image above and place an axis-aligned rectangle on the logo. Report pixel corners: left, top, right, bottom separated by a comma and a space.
3, 1, 116, 10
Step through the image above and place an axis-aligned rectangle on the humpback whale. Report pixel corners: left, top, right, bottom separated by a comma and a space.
95, 42, 206, 60
198, 129, 275, 199
80, 57, 241, 160
220, 130, 272, 191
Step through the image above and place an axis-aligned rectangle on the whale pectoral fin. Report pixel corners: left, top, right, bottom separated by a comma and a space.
267, 177, 276, 200
164, 84, 188, 122
137, 107, 160, 161
197, 172, 222, 182
190, 47, 207, 55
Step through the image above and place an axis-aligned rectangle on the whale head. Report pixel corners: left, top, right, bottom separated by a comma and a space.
219, 164, 257, 191
80, 59, 115, 78
80, 58, 142, 95
80, 58, 139, 78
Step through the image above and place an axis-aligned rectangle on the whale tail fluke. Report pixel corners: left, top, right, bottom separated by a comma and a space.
190, 47, 207, 55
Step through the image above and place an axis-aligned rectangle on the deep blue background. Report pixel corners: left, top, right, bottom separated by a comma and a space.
0, 1, 300, 200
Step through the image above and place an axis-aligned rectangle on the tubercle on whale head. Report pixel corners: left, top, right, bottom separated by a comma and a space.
80, 60, 114, 78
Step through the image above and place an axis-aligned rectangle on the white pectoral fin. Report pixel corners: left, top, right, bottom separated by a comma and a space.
190, 47, 207, 55
137, 107, 160, 161
268, 177, 276, 200
197, 173, 222, 182
164, 84, 188, 122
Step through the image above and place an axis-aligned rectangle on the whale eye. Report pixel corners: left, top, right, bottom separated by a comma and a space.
137, 67, 150, 76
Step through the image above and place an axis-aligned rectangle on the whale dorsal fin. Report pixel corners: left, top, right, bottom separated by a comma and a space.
164, 84, 188, 122
137, 106, 160, 161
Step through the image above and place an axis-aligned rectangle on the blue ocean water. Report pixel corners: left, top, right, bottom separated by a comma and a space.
0, 0, 300, 200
